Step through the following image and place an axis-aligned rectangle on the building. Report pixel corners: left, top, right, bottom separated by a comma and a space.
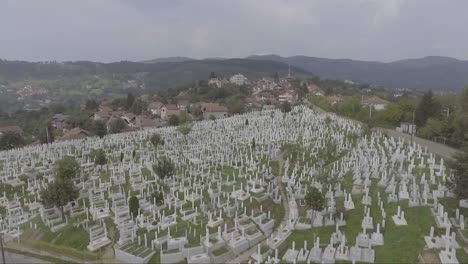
147, 102, 163, 116
51, 114, 68, 131
278, 91, 296, 103
135, 116, 160, 129
200, 103, 228, 120
160, 104, 180, 120
59, 128, 90, 141
229, 74, 248, 85
121, 113, 137, 127
363, 96, 389, 111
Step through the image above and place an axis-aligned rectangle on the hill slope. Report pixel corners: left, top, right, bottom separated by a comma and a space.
247, 55, 468, 91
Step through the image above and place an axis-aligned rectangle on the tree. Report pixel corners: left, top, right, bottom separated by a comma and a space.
108, 118, 126, 134
151, 190, 164, 205
129, 195, 139, 219
449, 145, 468, 199
415, 90, 441, 127
38, 122, 54, 144
120, 152, 124, 162
56, 156, 80, 180
376, 104, 403, 126
209, 72, 217, 79
178, 111, 192, 124
462, 86, 468, 112
41, 178, 79, 220
305, 187, 325, 211
168, 115, 179, 126
91, 149, 107, 166
130, 99, 147, 115
251, 138, 256, 150
126, 93, 135, 110
91, 121, 107, 138
149, 133, 165, 151
85, 99, 99, 111
177, 122, 193, 142
297, 83, 309, 100
0, 132, 25, 150
152, 157, 175, 179
245, 119, 249, 126
279, 102, 292, 114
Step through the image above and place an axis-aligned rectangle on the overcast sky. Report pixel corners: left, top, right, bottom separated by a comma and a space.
1, 0, 467, 62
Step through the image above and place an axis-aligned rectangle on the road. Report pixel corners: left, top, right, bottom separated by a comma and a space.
3, 251, 48, 264
374, 127, 459, 159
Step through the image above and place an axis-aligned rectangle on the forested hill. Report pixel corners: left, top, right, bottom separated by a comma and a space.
0, 58, 310, 89
247, 55, 468, 91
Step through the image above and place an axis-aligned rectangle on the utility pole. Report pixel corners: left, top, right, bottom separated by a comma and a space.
410, 110, 415, 144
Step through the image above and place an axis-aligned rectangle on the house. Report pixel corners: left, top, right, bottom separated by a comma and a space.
326, 95, 344, 105
254, 90, 277, 103
308, 83, 324, 96
135, 116, 160, 128
147, 102, 163, 116
229, 74, 248, 85
363, 96, 389, 111
0, 126, 24, 137
278, 91, 296, 103
160, 104, 180, 120
200, 103, 228, 120
51, 114, 68, 131
59, 128, 90, 141
177, 100, 190, 111
121, 113, 137, 127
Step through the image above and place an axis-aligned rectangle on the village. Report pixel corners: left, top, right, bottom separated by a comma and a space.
0, 102, 466, 264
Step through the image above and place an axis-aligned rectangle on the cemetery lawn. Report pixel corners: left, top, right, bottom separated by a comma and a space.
19, 216, 101, 261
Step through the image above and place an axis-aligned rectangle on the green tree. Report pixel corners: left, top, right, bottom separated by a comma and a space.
56, 156, 80, 180
305, 187, 325, 211
38, 122, 54, 144
449, 145, 468, 199
251, 138, 256, 150
279, 102, 292, 114
168, 115, 179, 126
178, 111, 192, 124
91, 121, 107, 138
376, 104, 403, 126
85, 99, 99, 111
129, 195, 139, 219
177, 122, 193, 142
41, 178, 79, 220
462, 86, 468, 112
120, 152, 124, 162
152, 157, 175, 179
415, 90, 441, 127
151, 190, 164, 205
126, 93, 135, 110
91, 149, 107, 166
108, 118, 127, 134
149, 133, 165, 151
0, 132, 25, 150
130, 99, 147, 115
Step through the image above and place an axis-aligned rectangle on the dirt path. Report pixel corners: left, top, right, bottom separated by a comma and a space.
374, 127, 459, 159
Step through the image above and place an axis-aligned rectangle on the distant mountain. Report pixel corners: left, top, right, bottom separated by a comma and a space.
247, 55, 468, 91
140, 56, 194, 64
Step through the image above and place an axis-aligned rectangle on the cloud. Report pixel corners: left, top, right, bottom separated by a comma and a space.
0, 0, 467, 62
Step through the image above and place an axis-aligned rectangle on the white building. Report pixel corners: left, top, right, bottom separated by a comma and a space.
229, 74, 248, 86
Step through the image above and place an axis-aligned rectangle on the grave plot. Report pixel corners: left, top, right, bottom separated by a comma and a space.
0, 105, 465, 263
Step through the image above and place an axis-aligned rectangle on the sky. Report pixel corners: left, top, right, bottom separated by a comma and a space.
1, 0, 467, 62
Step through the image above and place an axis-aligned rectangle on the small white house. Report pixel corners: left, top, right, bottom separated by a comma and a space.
229, 74, 248, 86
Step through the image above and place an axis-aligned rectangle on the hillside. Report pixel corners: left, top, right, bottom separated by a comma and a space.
247, 55, 468, 91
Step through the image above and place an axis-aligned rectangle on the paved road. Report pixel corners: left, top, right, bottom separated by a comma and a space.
374, 127, 459, 159
4, 251, 48, 264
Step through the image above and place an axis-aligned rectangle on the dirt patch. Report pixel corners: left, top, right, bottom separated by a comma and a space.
419, 251, 440, 264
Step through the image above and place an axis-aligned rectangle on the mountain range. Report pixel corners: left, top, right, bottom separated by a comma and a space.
1, 55, 467, 92
141, 55, 468, 91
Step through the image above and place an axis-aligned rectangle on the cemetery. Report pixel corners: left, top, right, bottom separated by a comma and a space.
0, 105, 467, 263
